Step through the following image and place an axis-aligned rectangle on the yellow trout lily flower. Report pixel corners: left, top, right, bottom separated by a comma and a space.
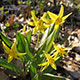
2, 41, 26, 63
43, 5, 72, 33
27, 10, 50, 34
38, 52, 59, 72
53, 42, 68, 57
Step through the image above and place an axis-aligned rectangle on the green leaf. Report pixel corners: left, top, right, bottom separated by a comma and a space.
39, 28, 49, 48
25, 37, 33, 58
13, 23, 19, 29
44, 29, 55, 53
44, 25, 61, 53
43, 73, 69, 80
54, 25, 61, 42
30, 65, 38, 80
59, 35, 69, 45
16, 33, 33, 58
0, 32, 12, 47
4, 27, 10, 33
27, 31, 32, 44
16, 33, 25, 53
0, 58, 22, 74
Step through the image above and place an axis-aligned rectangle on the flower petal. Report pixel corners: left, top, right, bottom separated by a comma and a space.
27, 21, 34, 26
40, 30, 45, 34
41, 13, 53, 24
54, 24, 59, 33
63, 52, 68, 55
11, 41, 16, 51
17, 53, 26, 56
2, 42, 10, 54
38, 62, 48, 66
53, 51, 58, 56
58, 5, 64, 17
62, 12, 72, 20
31, 10, 38, 22
64, 46, 73, 50
41, 64, 49, 72
8, 55, 13, 63
24, 30, 30, 36
51, 63, 56, 70
43, 24, 50, 28
22, 25, 26, 32
47, 11, 58, 21
45, 54, 52, 61
32, 27, 38, 34
15, 56, 21, 61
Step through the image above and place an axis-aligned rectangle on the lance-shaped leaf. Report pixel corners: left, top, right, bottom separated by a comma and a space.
16, 33, 33, 58
0, 58, 22, 74
40, 73, 70, 80
0, 32, 12, 47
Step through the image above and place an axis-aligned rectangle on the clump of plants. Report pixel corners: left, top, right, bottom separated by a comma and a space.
0, 5, 73, 80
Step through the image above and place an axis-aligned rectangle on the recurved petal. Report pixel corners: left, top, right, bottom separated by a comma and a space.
43, 24, 50, 28
32, 27, 38, 34
63, 52, 68, 55
58, 5, 64, 17
47, 11, 58, 21
42, 17, 53, 24
17, 53, 26, 56
11, 41, 16, 51
22, 25, 26, 32
42, 12, 47, 19
27, 21, 35, 26
41, 63, 49, 72
53, 51, 58, 56
31, 10, 38, 22
38, 62, 48, 66
8, 55, 13, 63
15, 56, 21, 61
2, 42, 10, 54
54, 56, 60, 61
64, 46, 73, 50
62, 12, 72, 20
51, 63, 57, 70
24, 30, 30, 36
41, 13, 52, 24
40, 30, 45, 34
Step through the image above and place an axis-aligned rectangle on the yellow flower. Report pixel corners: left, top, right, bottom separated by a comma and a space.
22, 24, 30, 36
42, 5, 72, 33
2, 41, 26, 63
53, 42, 68, 57
27, 10, 50, 34
38, 52, 59, 72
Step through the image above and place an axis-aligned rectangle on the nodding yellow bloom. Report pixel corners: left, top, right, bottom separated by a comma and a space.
42, 5, 72, 33
2, 41, 26, 63
38, 52, 59, 72
27, 10, 50, 34
53, 42, 68, 57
